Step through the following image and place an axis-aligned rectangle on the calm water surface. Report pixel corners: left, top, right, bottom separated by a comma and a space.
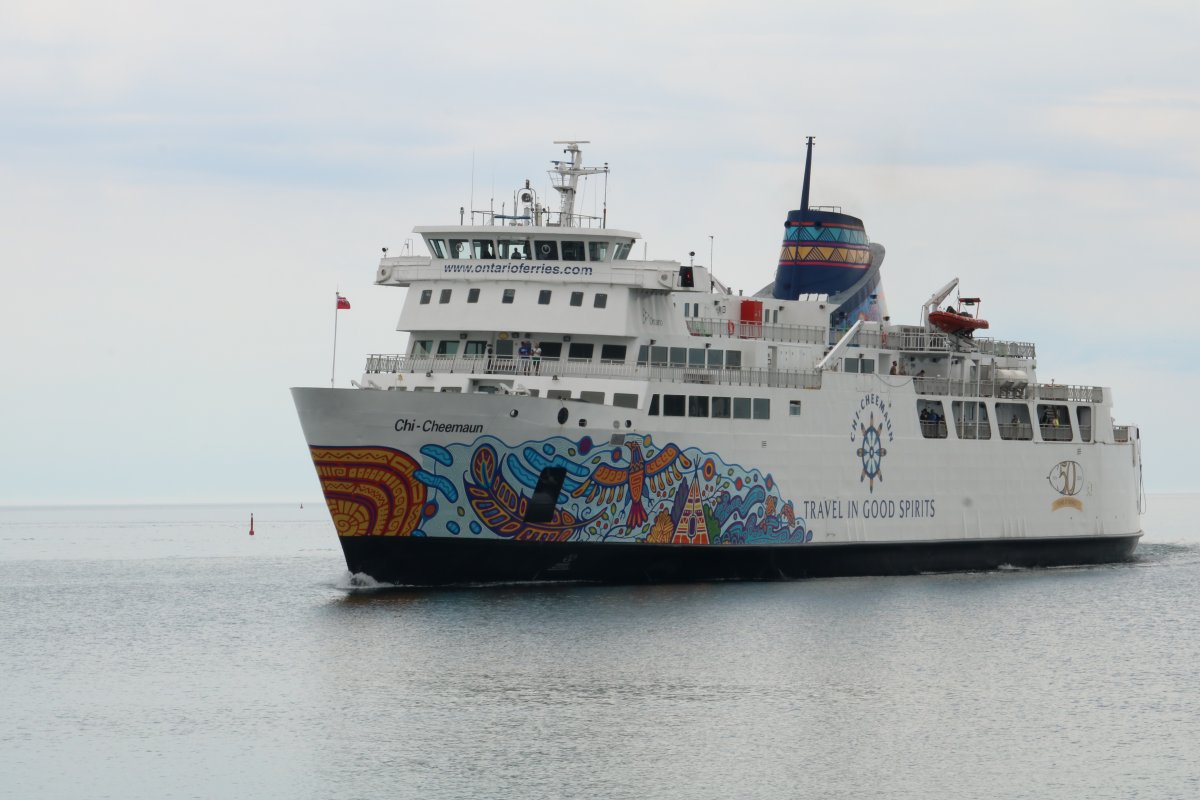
1, 497, 1198, 799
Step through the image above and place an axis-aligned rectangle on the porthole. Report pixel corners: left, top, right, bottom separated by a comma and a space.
557, 408, 569, 425
509, 409, 519, 418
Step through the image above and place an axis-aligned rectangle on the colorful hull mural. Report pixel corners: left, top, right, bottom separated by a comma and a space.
310, 434, 811, 546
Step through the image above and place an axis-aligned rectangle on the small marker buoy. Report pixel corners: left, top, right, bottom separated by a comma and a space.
249, 513, 255, 536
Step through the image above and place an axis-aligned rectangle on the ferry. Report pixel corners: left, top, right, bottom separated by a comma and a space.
291, 139, 1144, 585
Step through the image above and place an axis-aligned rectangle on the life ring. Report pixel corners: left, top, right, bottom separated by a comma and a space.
726, 321, 735, 336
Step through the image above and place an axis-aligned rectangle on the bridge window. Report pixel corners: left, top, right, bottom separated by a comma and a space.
472, 239, 494, 259
427, 239, 447, 258
413, 339, 433, 356
449, 239, 469, 259
498, 239, 530, 259
614, 242, 633, 259
600, 344, 626, 363
570, 291, 583, 307
669, 347, 686, 366
538, 290, 552, 305
562, 241, 585, 261
502, 289, 515, 304
594, 293, 608, 308
588, 241, 610, 262
650, 346, 668, 365
534, 240, 558, 259
1037, 404, 1073, 441
711, 397, 731, 418
688, 396, 709, 417
663, 394, 686, 417
467, 288, 480, 303
419, 290, 432, 304
919, 400, 948, 439
439, 289, 452, 304
436, 340, 459, 356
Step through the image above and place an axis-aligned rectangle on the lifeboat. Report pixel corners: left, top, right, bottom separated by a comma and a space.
928, 297, 989, 336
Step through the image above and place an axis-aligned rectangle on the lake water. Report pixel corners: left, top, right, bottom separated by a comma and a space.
2, 497, 1198, 799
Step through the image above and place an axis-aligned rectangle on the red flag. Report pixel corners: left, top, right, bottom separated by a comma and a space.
336, 294, 351, 310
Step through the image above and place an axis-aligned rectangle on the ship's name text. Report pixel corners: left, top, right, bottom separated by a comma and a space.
802, 498, 936, 520
395, 418, 484, 434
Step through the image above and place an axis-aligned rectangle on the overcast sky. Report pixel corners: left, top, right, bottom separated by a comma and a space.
3, 1, 1198, 504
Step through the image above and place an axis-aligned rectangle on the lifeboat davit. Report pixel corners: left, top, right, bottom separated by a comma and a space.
929, 299, 989, 337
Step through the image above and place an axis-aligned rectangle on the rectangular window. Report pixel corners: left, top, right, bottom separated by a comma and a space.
467, 288, 480, 303
502, 289, 515, 304
600, 344, 627, 363
538, 290, 552, 305
663, 394, 686, 417
464, 340, 486, 357
615, 242, 633, 259
725, 351, 742, 369
648, 394, 660, 416
844, 358, 860, 374
998, 403, 1032, 440
413, 339, 433, 356
650, 346, 668, 366
711, 397, 731, 419
594, 293, 608, 308
579, 391, 605, 404
860, 358, 875, 374
426, 239, 447, 258
637, 345, 649, 366
449, 239, 470, 259
669, 347, 686, 367
547, 389, 572, 400
534, 240, 558, 260
688, 396, 709, 417
472, 239, 495, 259
688, 348, 706, 368
498, 239, 530, 259
789, 400, 802, 417
613, 393, 638, 409
1077, 406, 1093, 442
1037, 404, 1073, 441
752, 398, 770, 419
419, 290, 432, 304
570, 291, 583, 307
561, 241, 585, 261
539, 342, 562, 360
919, 401, 948, 439
568, 342, 595, 360
588, 241, 610, 262
733, 397, 752, 419
707, 349, 723, 368
952, 401, 991, 440
495, 339, 513, 358
436, 340, 459, 356
439, 289, 452, 304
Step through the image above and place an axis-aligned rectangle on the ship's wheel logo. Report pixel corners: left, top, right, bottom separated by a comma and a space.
857, 413, 887, 492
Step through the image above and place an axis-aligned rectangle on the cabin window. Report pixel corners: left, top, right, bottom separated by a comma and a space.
711, 397, 731, 419
650, 346, 668, 366
570, 291, 583, 307
467, 288, 480, 303
568, 342, 595, 361
440, 387, 461, 393
540, 342, 562, 360
594, 293, 608, 308
413, 339, 433, 356
538, 290, 552, 305
753, 399, 770, 419
1037, 404, 1073, 441
1077, 406, 1093, 442
998, 403, 1032, 440
502, 289, 515, 304
725, 351, 742, 369
495, 339, 513, 358
534, 240, 559, 259
707, 350, 723, 368
600, 344, 627, 363
662, 394, 685, 417
472, 239, 495, 259
426, 239, 447, 258
613, 393, 638, 409
436, 340, 459, 356
952, 401, 991, 440
464, 340, 487, 357
614, 242, 633, 259
498, 239, 530, 259
579, 391, 605, 404
789, 400, 803, 417
561, 241, 585, 261
688, 348, 706, 368
449, 239, 470, 259
669, 347, 686, 367
419, 290, 432, 304
546, 389, 572, 400
688, 396, 709, 417
648, 394, 660, 416
637, 345, 649, 365
439, 289, 452, 304
588, 241, 610, 262
918, 400, 948, 439
733, 398, 752, 419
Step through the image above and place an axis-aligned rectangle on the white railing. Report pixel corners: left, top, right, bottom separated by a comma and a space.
364, 354, 822, 389
912, 377, 1103, 402
832, 325, 1037, 358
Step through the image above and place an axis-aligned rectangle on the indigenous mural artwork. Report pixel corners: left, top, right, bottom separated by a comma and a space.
310, 434, 810, 545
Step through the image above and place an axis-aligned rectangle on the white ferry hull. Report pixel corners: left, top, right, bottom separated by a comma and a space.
292, 386, 1142, 585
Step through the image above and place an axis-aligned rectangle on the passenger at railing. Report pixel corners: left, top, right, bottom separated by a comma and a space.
485, 343, 494, 374
533, 342, 542, 375
890, 361, 899, 375
518, 340, 532, 374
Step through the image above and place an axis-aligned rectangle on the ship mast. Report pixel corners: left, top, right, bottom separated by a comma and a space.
550, 140, 607, 227
799, 135, 815, 213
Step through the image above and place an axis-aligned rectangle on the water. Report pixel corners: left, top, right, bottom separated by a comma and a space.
1, 498, 1198, 799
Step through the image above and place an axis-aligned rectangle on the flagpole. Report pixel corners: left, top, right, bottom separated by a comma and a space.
331, 291, 339, 388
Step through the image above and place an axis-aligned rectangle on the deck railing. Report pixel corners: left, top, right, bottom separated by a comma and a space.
912, 377, 1103, 403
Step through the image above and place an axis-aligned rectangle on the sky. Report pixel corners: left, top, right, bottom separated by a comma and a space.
3, 0, 1198, 504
